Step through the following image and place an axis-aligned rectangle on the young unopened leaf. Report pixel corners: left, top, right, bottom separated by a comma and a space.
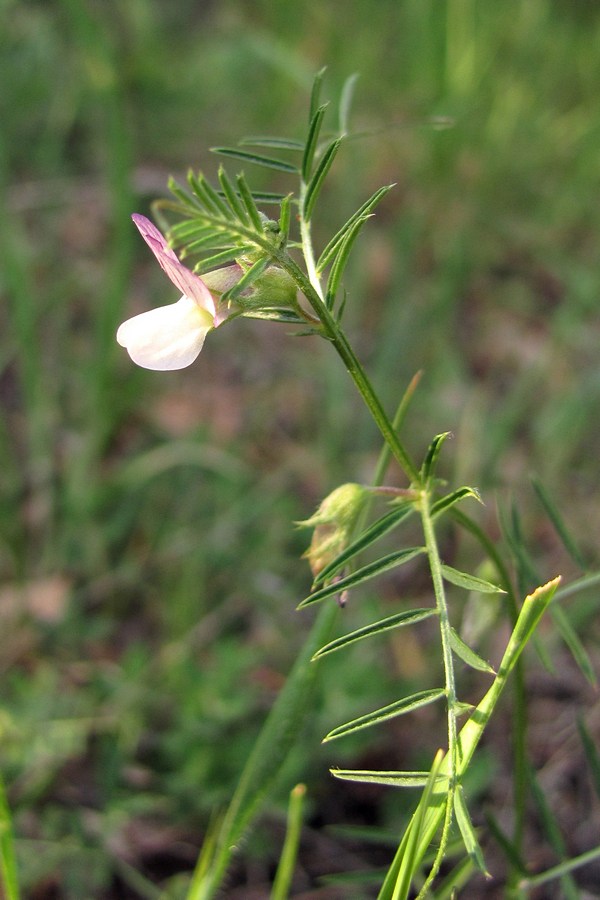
302, 138, 342, 221
421, 431, 452, 482
312, 608, 436, 660
299, 546, 425, 608
309, 66, 327, 120
441, 565, 504, 594
454, 786, 489, 876
323, 688, 445, 742
450, 628, 495, 674
302, 103, 328, 179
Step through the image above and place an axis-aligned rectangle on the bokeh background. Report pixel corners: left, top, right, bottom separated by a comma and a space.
2, 1, 600, 896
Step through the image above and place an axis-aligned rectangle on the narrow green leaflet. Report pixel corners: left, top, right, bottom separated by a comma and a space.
302, 137, 342, 221
431, 486, 481, 519
188, 171, 231, 217
441, 564, 504, 594
217, 166, 250, 224
449, 628, 495, 674
531, 475, 588, 570
317, 184, 394, 272
236, 173, 264, 231
454, 786, 489, 876
302, 103, 328, 179
325, 214, 373, 308
313, 502, 415, 586
193, 247, 251, 273
309, 66, 327, 120
577, 717, 600, 799
323, 688, 446, 742
222, 256, 271, 302
278, 194, 292, 243
312, 608, 436, 660
338, 71, 359, 135
238, 135, 304, 150
211, 147, 298, 173
299, 546, 425, 608
331, 769, 436, 788
550, 604, 597, 686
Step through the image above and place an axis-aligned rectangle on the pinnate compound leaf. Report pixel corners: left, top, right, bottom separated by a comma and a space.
312, 502, 415, 586
312, 608, 436, 660
450, 628, 495, 674
455, 786, 490, 876
441, 564, 504, 594
299, 546, 425, 608
211, 147, 298, 173
323, 689, 446, 742
331, 769, 437, 788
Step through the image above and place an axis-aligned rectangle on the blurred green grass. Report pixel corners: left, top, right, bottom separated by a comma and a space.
1, 0, 600, 894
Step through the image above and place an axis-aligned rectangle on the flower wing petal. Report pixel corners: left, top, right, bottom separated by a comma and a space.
132, 214, 216, 316
117, 296, 213, 370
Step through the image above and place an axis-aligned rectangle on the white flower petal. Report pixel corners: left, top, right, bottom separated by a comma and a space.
117, 295, 214, 370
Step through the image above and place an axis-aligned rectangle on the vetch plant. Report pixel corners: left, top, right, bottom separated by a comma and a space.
31, 71, 594, 897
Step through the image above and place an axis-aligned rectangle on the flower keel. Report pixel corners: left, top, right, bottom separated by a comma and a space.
117, 295, 214, 370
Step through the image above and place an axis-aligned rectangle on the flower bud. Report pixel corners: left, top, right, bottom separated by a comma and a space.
299, 483, 368, 577
239, 265, 298, 311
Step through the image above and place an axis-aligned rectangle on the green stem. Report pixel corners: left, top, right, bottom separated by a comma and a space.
417, 490, 458, 895
450, 508, 528, 857
274, 250, 420, 485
